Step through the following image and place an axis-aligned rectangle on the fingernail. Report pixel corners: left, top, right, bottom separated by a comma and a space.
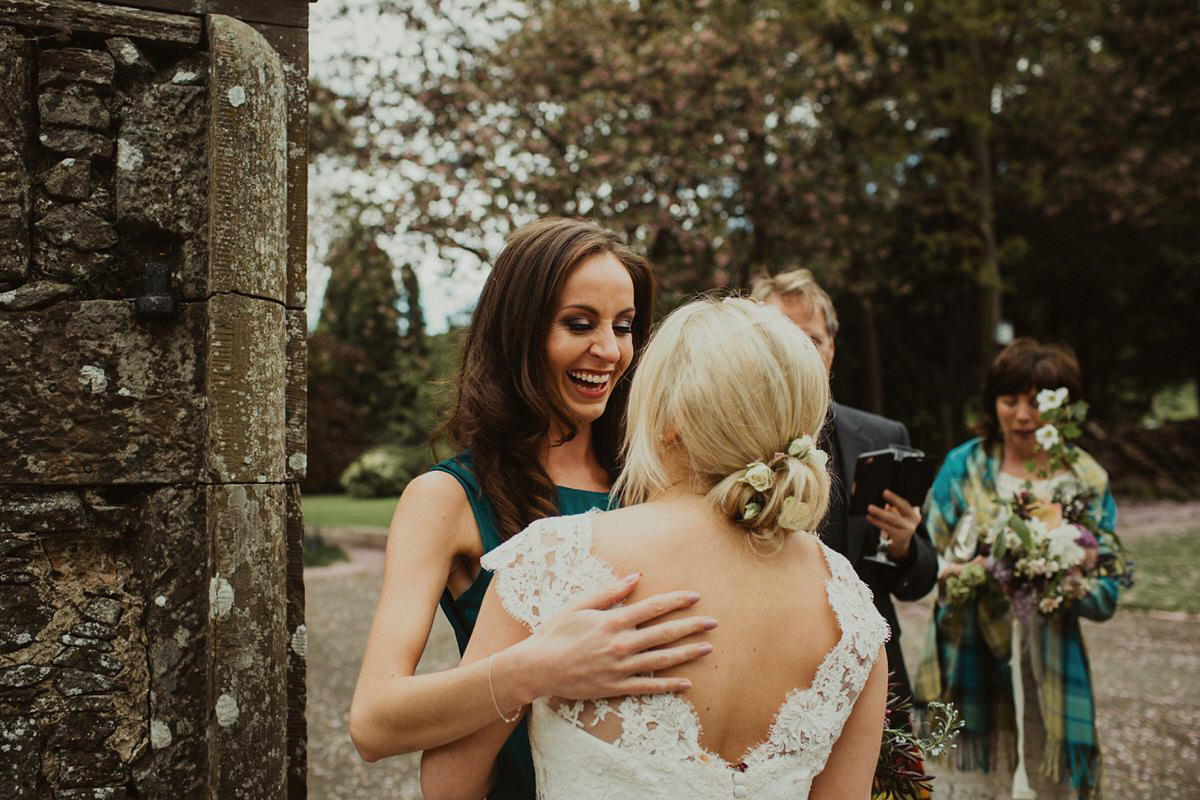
703, 618, 718, 630
679, 680, 692, 690
624, 573, 639, 585
686, 592, 701, 603
698, 644, 714, 655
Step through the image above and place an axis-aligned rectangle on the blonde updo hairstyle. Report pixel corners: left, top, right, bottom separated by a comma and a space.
614, 297, 832, 548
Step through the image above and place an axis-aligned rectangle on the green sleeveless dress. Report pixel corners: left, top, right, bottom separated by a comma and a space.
434, 451, 613, 800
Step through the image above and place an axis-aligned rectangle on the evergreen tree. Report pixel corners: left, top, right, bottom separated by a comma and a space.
318, 219, 404, 392
306, 219, 434, 491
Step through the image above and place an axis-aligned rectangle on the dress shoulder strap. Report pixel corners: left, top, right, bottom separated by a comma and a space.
819, 541, 891, 676
481, 512, 616, 631
430, 452, 503, 551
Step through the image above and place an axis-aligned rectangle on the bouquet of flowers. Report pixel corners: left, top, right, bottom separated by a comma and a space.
945, 388, 1134, 620
872, 693, 963, 800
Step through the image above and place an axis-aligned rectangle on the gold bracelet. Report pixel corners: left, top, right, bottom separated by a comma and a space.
487, 653, 521, 724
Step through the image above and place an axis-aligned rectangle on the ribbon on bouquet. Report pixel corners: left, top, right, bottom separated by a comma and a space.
1010, 617, 1038, 800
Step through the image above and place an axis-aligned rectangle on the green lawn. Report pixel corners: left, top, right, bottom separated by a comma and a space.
1120, 528, 1200, 615
303, 532, 349, 568
302, 494, 399, 529
300, 494, 1197, 614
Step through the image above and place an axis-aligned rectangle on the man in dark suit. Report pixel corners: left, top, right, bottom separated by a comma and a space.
752, 270, 938, 710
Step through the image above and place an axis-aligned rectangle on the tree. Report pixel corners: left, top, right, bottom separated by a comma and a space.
318, 219, 405, 384
309, 0, 1199, 452
304, 332, 375, 492
304, 217, 434, 491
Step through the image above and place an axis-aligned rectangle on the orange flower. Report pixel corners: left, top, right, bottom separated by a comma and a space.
1030, 501, 1064, 530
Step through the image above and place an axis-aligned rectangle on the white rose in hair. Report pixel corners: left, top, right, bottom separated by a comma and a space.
1035, 424, 1060, 450
778, 495, 807, 531
787, 435, 827, 468
742, 462, 774, 492
787, 435, 814, 458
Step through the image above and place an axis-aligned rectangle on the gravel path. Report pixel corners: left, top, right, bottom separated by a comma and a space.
306, 548, 458, 800
1112, 499, 1200, 541
307, 503, 1200, 799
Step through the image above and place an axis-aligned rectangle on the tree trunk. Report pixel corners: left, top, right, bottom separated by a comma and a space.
938, 397, 956, 455
970, 122, 1002, 377
859, 293, 885, 415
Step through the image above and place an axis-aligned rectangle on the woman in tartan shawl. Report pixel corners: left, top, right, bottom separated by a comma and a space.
914, 339, 1120, 799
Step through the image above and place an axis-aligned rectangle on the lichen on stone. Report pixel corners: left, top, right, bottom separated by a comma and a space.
215, 693, 239, 727
209, 575, 234, 618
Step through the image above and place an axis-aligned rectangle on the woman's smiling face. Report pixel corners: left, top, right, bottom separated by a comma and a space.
545, 251, 637, 427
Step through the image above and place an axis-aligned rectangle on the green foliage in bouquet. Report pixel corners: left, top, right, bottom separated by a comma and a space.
943, 561, 988, 605
1024, 387, 1087, 477
873, 695, 963, 800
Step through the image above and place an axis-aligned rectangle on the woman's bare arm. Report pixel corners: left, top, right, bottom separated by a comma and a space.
809, 646, 888, 799
419, 576, 533, 800
420, 570, 716, 800
349, 471, 510, 760
348, 471, 715, 762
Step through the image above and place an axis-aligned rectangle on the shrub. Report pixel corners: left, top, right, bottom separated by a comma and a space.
339, 444, 433, 498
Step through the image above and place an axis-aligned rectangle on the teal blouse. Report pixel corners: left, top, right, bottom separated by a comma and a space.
433, 451, 613, 800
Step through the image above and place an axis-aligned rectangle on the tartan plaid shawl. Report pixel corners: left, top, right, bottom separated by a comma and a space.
914, 438, 1119, 798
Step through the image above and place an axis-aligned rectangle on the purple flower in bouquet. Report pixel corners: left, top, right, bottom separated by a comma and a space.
986, 556, 1012, 585
1074, 527, 1098, 549
1010, 586, 1038, 623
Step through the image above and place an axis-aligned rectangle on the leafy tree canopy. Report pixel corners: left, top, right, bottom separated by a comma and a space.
310, 0, 1199, 451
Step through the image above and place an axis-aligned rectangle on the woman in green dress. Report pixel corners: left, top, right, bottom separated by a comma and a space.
349, 218, 716, 800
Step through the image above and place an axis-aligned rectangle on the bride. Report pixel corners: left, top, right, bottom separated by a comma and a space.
421, 297, 889, 799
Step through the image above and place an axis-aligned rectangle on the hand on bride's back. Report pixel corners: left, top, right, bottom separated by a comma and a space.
515, 574, 717, 699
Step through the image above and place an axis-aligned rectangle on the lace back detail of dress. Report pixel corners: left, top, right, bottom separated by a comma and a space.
740, 546, 890, 771
481, 511, 617, 630
483, 517, 890, 785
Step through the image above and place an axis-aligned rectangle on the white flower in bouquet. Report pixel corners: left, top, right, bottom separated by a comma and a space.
1017, 556, 1052, 577
742, 462, 774, 492
1046, 524, 1086, 566
1025, 515, 1049, 542
1036, 387, 1070, 413
1035, 424, 1061, 450
1039, 595, 1064, 614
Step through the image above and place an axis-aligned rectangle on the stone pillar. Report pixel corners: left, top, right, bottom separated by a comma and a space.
204, 15, 289, 799
0, 4, 309, 799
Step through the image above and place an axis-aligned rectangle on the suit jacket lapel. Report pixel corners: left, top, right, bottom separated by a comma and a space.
833, 402, 871, 485
833, 403, 872, 563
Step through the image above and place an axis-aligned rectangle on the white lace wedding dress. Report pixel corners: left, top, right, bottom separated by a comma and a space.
481, 512, 890, 799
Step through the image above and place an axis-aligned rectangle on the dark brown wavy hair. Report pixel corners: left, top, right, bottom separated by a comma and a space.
978, 337, 1083, 447
441, 218, 656, 541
